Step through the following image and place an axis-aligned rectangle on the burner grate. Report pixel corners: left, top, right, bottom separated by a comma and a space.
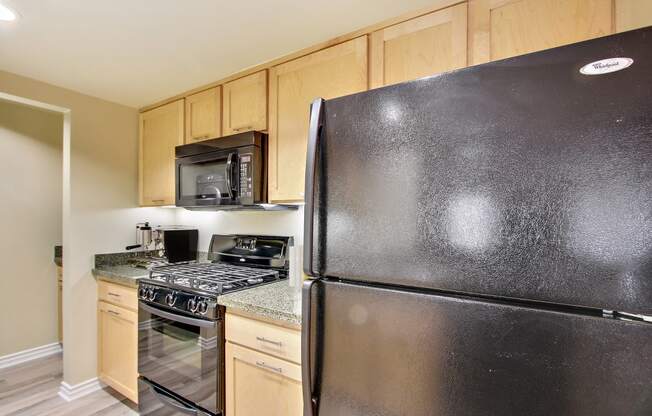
149, 263, 279, 295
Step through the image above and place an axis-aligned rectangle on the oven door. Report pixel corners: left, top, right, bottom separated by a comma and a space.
138, 301, 223, 415
176, 149, 239, 207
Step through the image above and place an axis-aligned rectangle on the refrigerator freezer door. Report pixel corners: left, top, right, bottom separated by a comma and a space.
308, 28, 652, 315
303, 280, 652, 416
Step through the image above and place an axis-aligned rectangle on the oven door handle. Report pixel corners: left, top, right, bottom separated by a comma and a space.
142, 378, 203, 415
139, 302, 217, 329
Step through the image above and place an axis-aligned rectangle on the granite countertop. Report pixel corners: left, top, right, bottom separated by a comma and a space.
92, 264, 150, 288
92, 250, 302, 326
92, 250, 164, 288
218, 280, 302, 328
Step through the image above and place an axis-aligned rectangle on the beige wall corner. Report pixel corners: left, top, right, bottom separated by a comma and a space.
0, 70, 175, 385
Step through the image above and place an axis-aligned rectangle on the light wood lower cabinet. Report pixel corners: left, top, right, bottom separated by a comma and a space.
97, 281, 139, 403
225, 342, 302, 416
225, 313, 302, 416
57, 266, 62, 343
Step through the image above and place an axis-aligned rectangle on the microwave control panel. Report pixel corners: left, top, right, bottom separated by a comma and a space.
239, 154, 253, 199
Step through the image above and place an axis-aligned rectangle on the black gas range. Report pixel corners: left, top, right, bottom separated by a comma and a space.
137, 234, 291, 416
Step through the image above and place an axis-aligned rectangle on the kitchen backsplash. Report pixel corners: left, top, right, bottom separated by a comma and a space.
173, 206, 304, 251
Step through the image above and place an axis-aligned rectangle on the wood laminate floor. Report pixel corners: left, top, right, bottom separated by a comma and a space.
0, 352, 138, 415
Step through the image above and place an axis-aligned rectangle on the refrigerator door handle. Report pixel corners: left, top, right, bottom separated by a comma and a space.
303, 98, 325, 277
302, 279, 318, 416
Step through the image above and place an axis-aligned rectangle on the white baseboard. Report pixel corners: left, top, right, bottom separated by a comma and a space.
58, 378, 105, 402
0, 342, 62, 369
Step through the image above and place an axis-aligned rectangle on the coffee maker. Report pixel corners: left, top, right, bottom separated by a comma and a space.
127, 223, 198, 264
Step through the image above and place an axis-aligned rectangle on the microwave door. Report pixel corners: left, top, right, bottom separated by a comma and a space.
177, 151, 237, 206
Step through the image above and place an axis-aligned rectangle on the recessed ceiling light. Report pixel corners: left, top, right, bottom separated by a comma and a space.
0, 3, 17, 21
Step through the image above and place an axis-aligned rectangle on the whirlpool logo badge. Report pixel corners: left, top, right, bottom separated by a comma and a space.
579, 57, 634, 75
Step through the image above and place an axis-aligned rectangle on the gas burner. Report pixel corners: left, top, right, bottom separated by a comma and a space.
148, 262, 280, 296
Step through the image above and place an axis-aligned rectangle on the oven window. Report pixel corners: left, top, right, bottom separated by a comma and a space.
138, 307, 220, 414
179, 160, 229, 200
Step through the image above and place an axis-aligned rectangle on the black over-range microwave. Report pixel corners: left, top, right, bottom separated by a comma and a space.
175, 131, 267, 208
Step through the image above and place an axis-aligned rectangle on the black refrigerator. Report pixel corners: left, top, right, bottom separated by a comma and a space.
302, 27, 652, 416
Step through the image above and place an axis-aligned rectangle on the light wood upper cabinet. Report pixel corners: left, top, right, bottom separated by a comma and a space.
468, 0, 614, 65
185, 87, 221, 143
370, 3, 468, 88
139, 99, 184, 206
223, 70, 267, 135
269, 37, 368, 202
615, 0, 652, 32
98, 300, 138, 403
226, 340, 302, 416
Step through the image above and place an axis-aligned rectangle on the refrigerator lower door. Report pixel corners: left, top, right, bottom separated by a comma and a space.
303, 280, 652, 416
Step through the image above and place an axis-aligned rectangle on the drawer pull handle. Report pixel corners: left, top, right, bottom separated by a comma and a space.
107, 292, 121, 297
256, 336, 282, 347
256, 361, 283, 374
108, 310, 121, 316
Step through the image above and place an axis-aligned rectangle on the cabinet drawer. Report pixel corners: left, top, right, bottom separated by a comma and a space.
98, 281, 138, 311
226, 313, 301, 364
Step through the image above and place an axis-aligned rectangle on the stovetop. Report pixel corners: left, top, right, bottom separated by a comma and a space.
138, 234, 291, 320
147, 262, 281, 295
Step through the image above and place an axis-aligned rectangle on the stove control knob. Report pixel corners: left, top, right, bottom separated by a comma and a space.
188, 297, 198, 313
146, 288, 156, 301
197, 300, 208, 315
165, 293, 177, 307
138, 287, 147, 298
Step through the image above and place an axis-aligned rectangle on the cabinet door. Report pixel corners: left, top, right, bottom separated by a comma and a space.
139, 99, 184, 206
225, 342, 302, 416
468, 0, 613, 65
57, 267, 62, 343
269, 37, 367, 202
223, 71, 267, 135
98, 301, 138, 403
615, 0, 652, 32
370, 3, 468, 88
185, 87, 221, 143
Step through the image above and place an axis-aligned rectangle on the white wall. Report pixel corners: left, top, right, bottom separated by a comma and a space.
0, 100, 63, 356
161, 206, 305, 285
173, 207, 304, 252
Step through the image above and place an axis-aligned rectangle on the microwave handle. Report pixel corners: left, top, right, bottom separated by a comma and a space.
225, 152, 236, 200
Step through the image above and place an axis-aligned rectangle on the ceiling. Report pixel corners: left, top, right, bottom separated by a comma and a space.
0, 0, 438, 107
